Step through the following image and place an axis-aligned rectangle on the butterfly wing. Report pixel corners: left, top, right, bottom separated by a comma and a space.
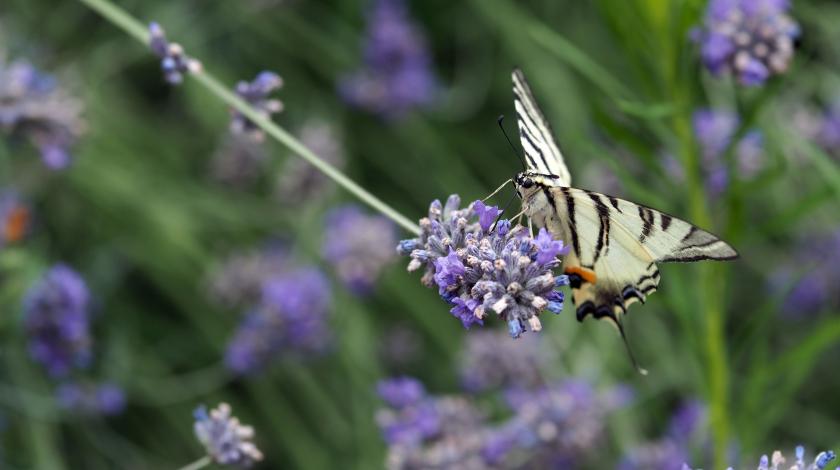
538, 186, 738, 326
512, 69, 572, 185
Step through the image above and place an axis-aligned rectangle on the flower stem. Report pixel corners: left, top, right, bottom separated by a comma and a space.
176, 455, 212, 470
78, 0, 421, 235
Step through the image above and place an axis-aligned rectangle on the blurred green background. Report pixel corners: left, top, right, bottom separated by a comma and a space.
1, 0, 840, 468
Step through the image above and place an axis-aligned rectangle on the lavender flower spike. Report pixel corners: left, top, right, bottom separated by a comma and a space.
682, 445, 835, 470
230, 71, 283, 141
148, 22, 202, 85
0, 56, 84, 169
693, 0, 799, 86
339, 0, 436, 118
322, 204, 397, 294
400, 197, 569, 336
23, 264, 92, 377
193, 403, 263, 467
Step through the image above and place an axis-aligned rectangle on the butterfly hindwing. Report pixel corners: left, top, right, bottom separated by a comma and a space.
512, 68, 572, 186
539, 186, 738, 325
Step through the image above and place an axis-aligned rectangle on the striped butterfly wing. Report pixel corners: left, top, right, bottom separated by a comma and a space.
512, 69, 572, 186
541, 186, 738, 326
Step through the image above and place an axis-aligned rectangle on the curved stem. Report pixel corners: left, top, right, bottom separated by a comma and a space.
78, 0, 421, 235
176, 455, 212, 470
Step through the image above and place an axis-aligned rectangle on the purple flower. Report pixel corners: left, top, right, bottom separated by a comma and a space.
193, 403, 263, 467
224, 266, 332, 374
148, 22, 202, 85
620, 400, 707, 470
321, 204, 397, 294
23, 265, 92, 377
230, 71, 283, 141
693, 0, 799, 86
771, 230, 840, 316
209, 135, 268, 188
276, 120, 346, 205
818, 102, 840, 153
472, 200, 502, 232
692, 109, 765, 195
206, 246, 290, 309
459, 330, 548, 392
0, 56, 84, 170
56, 381, 126, 416
377, 377, 425, 408
400, 196, 569, 336
534, 227, 569, 265
0, 190, 30, 247
339, 0, 436, 119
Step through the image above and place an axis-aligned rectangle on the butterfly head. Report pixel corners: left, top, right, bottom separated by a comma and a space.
514, 171, 560, 198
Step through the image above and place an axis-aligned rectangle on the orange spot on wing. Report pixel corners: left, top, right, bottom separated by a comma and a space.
564, 266, 597, 284
4, 206, 29, 243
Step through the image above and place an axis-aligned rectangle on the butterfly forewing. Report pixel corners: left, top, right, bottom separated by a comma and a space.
512, 69, 572, 185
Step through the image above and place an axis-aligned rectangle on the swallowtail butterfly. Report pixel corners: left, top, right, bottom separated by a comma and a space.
509, 69, 738, 365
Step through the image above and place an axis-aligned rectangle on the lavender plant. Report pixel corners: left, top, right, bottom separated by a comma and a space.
230, 71, 283, 141
682, 446, 835, 470
0, 55, 84, 169
693, 0, 799, 85
191, 403, 263, 468
398, 196, 568, 337
275, 120, 346, 205
23, 264, 92, 377
339, 0, 436, 118
55, 381, 126, 416
148, 22, 202, 85
322, 204, 397, 294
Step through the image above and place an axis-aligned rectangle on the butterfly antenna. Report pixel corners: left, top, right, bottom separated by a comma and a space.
498, 115, 527, 171
489, 190, 519, 231
616, 319, 648, 376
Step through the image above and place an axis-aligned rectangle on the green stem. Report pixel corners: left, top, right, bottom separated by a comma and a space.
78, 0, 421, 235
176, 455, 212, 470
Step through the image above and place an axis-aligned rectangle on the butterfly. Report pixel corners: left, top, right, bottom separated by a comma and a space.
507, 68, 738, 370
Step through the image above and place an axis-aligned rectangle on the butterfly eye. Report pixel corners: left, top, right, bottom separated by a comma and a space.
521, 178, 534, 189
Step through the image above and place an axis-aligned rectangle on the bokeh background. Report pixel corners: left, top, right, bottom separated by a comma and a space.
1, 0, 839, 468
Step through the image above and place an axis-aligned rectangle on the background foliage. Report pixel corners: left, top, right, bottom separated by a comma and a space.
1, 0, 839, 468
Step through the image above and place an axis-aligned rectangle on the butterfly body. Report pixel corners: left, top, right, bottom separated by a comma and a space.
509, 69, 738, 329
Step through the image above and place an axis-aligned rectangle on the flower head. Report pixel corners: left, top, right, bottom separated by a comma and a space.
339, 0, 436, 118
322, 204, 397, 294
230, 71, 283, 141
56, 381, 126, 416
692, 109, 765, 195
225, 265, 332, 374
459, 330, 549, 392
148, 22, 202, 85
693, 0, 799, 86
0, 56, 84, 169
276, 120, 346, 205
193, 403, 263, 467
23, 265, 92, 377
399, 196, 569, 336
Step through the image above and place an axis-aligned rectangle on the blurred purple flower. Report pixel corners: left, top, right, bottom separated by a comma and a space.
230, 71, 283, 141
459, 330, 549, 392
193, 402, 263, 467
339, 0, 436, 119
23, 265, 92, 377
691, 109, 765, 195
620, 400, 707, 470
0, 190, 30, 248
683, 446, 835, 470
225, 266, 332, 374
207, 246, 290, 309
322, 204, 397, 294
817, 102, 840, 153
276, 120, 346, 205
148, 22, 201, 85
771, 230, 840, 316
693, 0, 799, 86
0, 56, 84, 170
56, 381, 126, 416
377, 377, 426, 409
209, 135, 268, 188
